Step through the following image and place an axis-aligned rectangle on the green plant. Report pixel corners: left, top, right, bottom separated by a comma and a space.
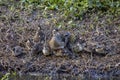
1, 0, 120, 19
0, 72, 17, 80
1, 73, 10, 80
20, 0, 119, 19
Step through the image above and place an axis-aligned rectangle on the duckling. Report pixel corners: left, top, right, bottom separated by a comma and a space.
33, 26, 45, 43
63, 31, 71, 46
30, 42, 43, 55
11, 46, 24, 57
26, 38, 34, 51
94, 43, 106, 55
42, 36, 51, 56
42, 43, 51, 56
33, 30, 40, 43
72, 42, 84, 53
49, 29, 65, 50
95, 48, 105, 54
55, 48, 70, 57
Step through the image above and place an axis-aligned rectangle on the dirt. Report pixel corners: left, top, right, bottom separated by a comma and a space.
0, 4, 120, 79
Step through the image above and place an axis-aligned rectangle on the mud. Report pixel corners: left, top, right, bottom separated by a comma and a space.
0, 4, 120, 80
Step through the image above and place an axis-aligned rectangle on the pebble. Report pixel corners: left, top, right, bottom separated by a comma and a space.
11, 46, 24, 56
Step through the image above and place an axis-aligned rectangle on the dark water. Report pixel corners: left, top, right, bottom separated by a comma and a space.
0, 72, 120, 80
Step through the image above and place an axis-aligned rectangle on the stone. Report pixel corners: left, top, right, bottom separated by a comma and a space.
11, 46, 24, 56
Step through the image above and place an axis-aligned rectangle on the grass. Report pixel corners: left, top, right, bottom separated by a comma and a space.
0, 0, 120, 20
0, 0, 119, 31
0, 72, 17, 80
1, 73, 10, 80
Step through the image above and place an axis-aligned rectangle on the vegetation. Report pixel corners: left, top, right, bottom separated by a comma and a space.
1, 73, 10, 80
0, 72, 17, 80
0, 0, 120, 19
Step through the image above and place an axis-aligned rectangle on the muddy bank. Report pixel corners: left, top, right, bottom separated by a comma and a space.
0, 4, 120, 80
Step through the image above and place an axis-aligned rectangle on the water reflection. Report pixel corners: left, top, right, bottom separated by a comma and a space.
0, 72, 120, 80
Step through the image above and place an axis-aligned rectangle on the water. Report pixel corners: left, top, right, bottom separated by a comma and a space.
0, 72, 120, 80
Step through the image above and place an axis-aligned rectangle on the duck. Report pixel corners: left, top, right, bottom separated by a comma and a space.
33, 26, 45, 43
33, 27, 40, 43
55, 48, 70, 57
49, 29, 65, 50
42, 35, 52, 56
30, 42, 43, 55
42, 43, 51, 56
63, 31, 71, 46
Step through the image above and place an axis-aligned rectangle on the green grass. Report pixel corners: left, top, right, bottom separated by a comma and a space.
21, 0, 120, 18
0, 72, 17, 80
0, 0, 119, 19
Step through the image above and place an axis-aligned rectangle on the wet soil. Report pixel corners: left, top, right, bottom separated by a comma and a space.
0, 4, 120, 80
